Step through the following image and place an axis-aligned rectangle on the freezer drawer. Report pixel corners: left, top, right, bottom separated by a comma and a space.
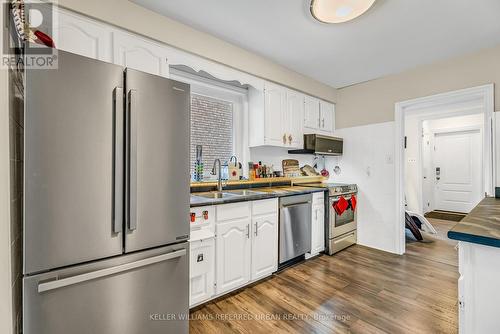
23, 243, 189, 334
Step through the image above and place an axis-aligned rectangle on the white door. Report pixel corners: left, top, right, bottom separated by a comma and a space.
320, 101, 335, 133
264, 83, 286, 146
251, 213, 278, 280
304, 96, 320, 130
286, 90, 304, 148
113, 31, 170, 77
52, 9, 112, 62
215, 218, 251, 294
434, 129, 483, 213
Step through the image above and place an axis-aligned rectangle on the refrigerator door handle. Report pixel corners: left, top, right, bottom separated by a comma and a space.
126, 89, 138, 232
113, 87, 124, 234
37, 249, 187, 293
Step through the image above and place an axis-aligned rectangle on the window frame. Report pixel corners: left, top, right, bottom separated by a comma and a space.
170, 70, 249, 175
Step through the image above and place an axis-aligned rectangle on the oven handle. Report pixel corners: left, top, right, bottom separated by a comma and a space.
333, 232, 356, 244
331, 194, 356, 201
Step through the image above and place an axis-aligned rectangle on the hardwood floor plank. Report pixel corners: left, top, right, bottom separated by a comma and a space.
190, 219, 458, 333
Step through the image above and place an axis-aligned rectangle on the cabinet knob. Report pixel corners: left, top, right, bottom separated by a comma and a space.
288, 134, 292, 144
322, 119, 325, 128
283, 134, 287, 144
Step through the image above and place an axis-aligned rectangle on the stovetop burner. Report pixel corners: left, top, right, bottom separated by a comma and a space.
302, 182, 357, 196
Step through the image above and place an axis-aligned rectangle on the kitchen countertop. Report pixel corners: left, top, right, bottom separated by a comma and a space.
190, 186, 326, 207
448, 197, 500, 248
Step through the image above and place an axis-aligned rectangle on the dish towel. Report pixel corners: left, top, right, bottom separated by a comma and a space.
350, 195, 357, 212
333, 196, 349, 216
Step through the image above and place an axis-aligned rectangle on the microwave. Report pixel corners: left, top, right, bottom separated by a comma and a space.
288, 134, 343, 156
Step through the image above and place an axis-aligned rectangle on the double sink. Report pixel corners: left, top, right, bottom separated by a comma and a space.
192, 189, 266, 199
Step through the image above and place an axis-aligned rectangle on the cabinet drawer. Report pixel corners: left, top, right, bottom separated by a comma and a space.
252, 198, 278, 216
189, 206, 215, 229
216, 202, 251, 222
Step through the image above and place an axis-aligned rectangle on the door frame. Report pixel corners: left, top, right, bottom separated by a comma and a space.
395, 84, 494, 255
430, 126, 484, 213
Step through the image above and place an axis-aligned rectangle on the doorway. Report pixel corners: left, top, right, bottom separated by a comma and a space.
395, 85, 494, 255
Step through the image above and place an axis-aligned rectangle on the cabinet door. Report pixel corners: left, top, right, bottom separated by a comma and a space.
264, 83, 286, 146
304, 96, 321, 130
320, 101, 335, 133
286, 90, 305, 148
190, 238, 215, 307
52, 9, 112, 62
312, 204, 325, 254
251, 213, 278, 280
216, 218, 251, 294
113, 31, 170, 77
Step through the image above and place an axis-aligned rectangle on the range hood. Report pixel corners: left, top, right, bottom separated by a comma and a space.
288, 134, 343, 156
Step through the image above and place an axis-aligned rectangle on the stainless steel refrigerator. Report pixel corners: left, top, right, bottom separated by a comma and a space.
22, 51, 190, 334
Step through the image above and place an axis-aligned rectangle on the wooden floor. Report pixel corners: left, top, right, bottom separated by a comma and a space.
190, 219, 459, 334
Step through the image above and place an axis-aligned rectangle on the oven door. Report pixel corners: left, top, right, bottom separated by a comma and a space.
329, 194, 357, 238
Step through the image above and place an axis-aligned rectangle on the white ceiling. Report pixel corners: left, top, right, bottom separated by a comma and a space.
131, 0, 500, 88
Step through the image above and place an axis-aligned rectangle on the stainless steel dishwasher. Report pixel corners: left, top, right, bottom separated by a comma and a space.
279, 194, 312, 267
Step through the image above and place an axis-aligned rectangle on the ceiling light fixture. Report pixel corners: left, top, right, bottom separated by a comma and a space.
310, 0, 376, 24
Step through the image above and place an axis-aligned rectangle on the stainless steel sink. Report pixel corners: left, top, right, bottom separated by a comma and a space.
225, 189, 265, 196
194, 192, 239, 199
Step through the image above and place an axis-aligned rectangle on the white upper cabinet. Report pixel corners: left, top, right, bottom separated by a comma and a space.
320, 101, 335, 133
304, 97, 335, 135
304, 96, 321, 130
249, 82, 304, 148
112, 31, 170, 77
264, 82, 287, 146
52, 9, 112, 62
286, 90, 305, 148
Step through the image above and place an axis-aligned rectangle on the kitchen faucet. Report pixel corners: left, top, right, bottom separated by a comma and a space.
211, 159, 223, 192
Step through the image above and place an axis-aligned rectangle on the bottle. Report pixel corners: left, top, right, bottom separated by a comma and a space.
248, 162, 256, 180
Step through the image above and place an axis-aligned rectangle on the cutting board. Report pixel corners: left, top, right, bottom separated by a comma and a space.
282, 159, 301, 178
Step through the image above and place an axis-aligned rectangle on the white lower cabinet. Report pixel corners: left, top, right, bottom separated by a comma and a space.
307, 192, 325, 258
214, 199, 278, 296
189, 238, 215, 306
215, 217, 251, 295
251, 212, 278, 280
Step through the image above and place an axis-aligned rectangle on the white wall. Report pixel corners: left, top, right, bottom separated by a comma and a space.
405, 113, 484, 213
326, 122, 398, 254
336, 44, 500, 129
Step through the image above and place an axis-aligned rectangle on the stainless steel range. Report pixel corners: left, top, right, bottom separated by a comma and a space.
303, 183, 358, 255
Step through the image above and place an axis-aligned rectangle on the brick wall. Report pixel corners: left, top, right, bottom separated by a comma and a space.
190, 94, 234, 176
